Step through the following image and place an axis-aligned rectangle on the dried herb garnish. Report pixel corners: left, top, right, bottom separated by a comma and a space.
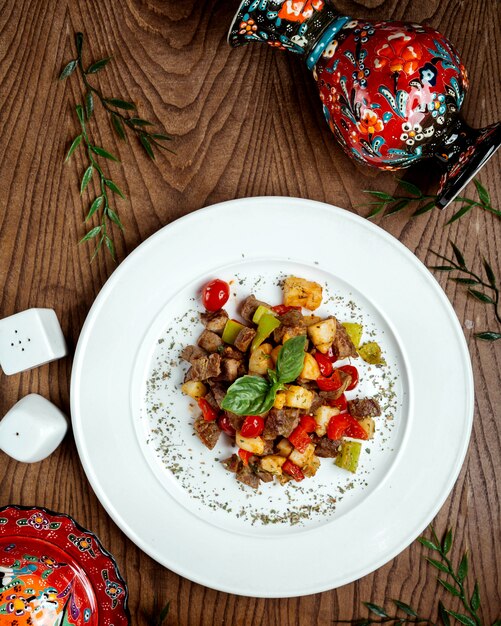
60, 32, 173, 259
336, 525, 499, 626
363, 179, 500, 223
429, 242, 500, 341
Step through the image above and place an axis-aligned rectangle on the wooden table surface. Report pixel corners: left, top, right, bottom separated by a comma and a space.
1, 0, 500, 623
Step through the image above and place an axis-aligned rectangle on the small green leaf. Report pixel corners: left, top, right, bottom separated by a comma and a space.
429, 266, 456, 272
156, 601, 170, 626
491, 620, 501, 626
425, 557, 450, 574
86, 57, 111, 74
75, 32, 83, 56
474, 331, 501, 341
76, 104, 85, 126
105, 97, 136, 110
392, 599, 417, 616
367, 203, 385, 218
450, 242, 466, 268
446, 610, 477, 626
140, 134, 155, 159
90, 234, 105, 261
86, 196, 103, 221
59, 60, 77, 80
397, 178, 423, 197
85, 90, 94, 120
468, 289, 494, 304
451, 278, 478, 285
417, 537, 439, 551
474, 179, 491, 206
362, 603, 388, 618
386, 199, 410, 216
276, 335, 307, 383
106, 209, 124, 230
129, 117, 154, 127
105, 235, 116, 260
442, 528, 453, 555
446, 203, 473, 224
483, 258, 496, 287
439, 601, 451, 626
151, 133, 172, 141
458, 551, 468, 581
79, 225, 102, 243
80, 165, 94, 194
438, 579, 461, 597
412, 200, 436, 216
221, 376, 271, 416
470, 582, 480, 612
65, 135, 82, 162
363, 190, 395, 200
91, 146, 119, 162
104, 179, 126, 199
112, 115, 126, 140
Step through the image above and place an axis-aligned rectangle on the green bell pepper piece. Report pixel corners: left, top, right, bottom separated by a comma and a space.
251, 313, 281, 352
341, 322, 363, 349
252, 304, 275, 324
222, 319, 245, 345
335, 441, 362, 473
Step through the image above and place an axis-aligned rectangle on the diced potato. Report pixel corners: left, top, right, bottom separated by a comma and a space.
303, 314, 322, 327
289, 443, 315, 468
181, 380, 207, 399
341, 322, 363, 349
299, 353, 320, 380
303, 454, 321, 477
284, 385, 314, 410
248, 343, 273, 375
314, 405, 340, 437
236, 433, 265, 455
283, 276, 323, 311
276, 472, 292, 485
274, 392, 287, 409
307, 318, 336, 354
358, 416, 375, 439
270, 345, 282, 366
260, 455, 286, 475
276, 438, 293, 457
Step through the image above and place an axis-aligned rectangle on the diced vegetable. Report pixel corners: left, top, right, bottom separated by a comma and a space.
238, 448, 253, 466
357, 416, 375, 439
289, 442, 315, 468
337, 365, 359, 390
299, 415, 317, 433
270, 345, 282, 366
303, 314, 322, 327
217, 414, 236, 437
327, 413, 352, 440
241, 415, 265, 438
260, 455, 286, 475
328, 393, 347, 412
273, 392, 287, 409
276, 438, 293, 457
248, 343, 273, 375
302, 454, 320, 477
314, 351, 333, 377
284, 385, 314, 410
236, 433, 265, 455
222, 319, 245, 344
314, 405, 340, 437
317, 370, 343, 391
283, 276, 323, 311
343, 415, 369, 440
252, 304, 275, 324
299, 353, 321, 380
289, 426, 312, 453
358, 341, 386, 365
251, 313, 281, 352
282, 459, 305, 481
335, 441, 362, 473
281, 327, 307, 344
181, 380, 208, 399
307, 318, 336, 354
202, 279, 230, 311
198, 397, 219, 422
271, 305, 301, 315
341, 322, 363, 349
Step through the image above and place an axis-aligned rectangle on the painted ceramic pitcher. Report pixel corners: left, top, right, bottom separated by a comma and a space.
228, 0, 501, 208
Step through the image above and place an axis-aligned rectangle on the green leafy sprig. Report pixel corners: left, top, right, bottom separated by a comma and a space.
336, 525, 500, 626
364, 179, 500, 224
429, 242, 500, 341
153, 601, 170, 626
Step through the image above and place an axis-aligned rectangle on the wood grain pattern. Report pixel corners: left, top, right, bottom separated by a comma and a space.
0, 0, 500, 623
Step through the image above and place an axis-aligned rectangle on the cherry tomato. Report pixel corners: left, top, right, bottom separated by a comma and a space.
240, 415, 265, 438
317, 370, 343, 392
197, 397, 218, 422
238, 448, 253, 466
326, 413, 352, 440
202, 279, 230, 311
314, 352, 333, 377
282, 459, 305, 482
299, 414, 317, 433
271, 305, 302, 315
328, 393, 347, 412
217, 414, 236, 437
337, 365, 359, 391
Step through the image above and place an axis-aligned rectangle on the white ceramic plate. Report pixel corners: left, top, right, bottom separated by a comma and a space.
71, 197, 474, 598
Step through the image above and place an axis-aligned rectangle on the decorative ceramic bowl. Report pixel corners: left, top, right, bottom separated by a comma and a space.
228, 0, 501, 208
0, 505, 129, 625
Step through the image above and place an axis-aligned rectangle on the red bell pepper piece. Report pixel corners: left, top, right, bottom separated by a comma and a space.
282, 459, 305, 482
327, 413, 352, 440
217, 414, 236, 437
271, 305, 302, 315
344, 415, 369, 440
240, 415, 265, 438
317, 369, 343, 392
328, 393, 347, 412
314, 352, 333, 377
337, 365, 359, 390
198, 397, 219, 422
299, 414, 317, 433
326, 345, 338, 363
288, 426, 312, 453
238, 448, 253, 466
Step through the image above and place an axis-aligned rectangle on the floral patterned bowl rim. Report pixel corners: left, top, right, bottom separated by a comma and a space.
0, 504, 130, 625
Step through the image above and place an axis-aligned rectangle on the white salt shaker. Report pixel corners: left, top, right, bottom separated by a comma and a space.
0, 394, 68, 463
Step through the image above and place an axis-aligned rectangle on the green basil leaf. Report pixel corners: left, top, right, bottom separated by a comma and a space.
221, 376, 271, 416
362, 603, 388, 618
65, 134, 82, 162
59, 60, 77, 80
276, 335, 307, 383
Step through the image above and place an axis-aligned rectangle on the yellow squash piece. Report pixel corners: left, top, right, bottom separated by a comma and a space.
341, 322, 363, 349
359, 341, 386, 365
